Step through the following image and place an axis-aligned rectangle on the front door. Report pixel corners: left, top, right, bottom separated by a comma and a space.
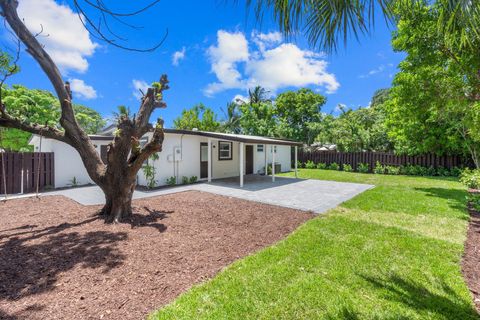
200, 142, 208, 179
246, 145, 254, 174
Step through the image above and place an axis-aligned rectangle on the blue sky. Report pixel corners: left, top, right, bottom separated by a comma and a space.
6, 0, 404, 128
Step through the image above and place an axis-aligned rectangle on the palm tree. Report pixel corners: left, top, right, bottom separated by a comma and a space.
245, 0, 480, 52
248, 86, 271, 104
221, 102, 242, 134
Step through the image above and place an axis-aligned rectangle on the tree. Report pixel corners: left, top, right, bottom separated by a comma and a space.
0, 85, 105, 151
248, 86, 271, 104
220, 102, 241, 134
384, 2, 480, 166
246, 0, 480, 52
0, 1, 168, 222
173, 103, 220, 131
274, 88, 326, 144
238, 100, 277, 137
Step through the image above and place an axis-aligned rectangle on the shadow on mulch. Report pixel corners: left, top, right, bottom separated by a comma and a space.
463, 205, 480, 314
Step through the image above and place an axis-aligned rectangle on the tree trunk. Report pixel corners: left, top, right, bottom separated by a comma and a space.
101, 183, 136, 223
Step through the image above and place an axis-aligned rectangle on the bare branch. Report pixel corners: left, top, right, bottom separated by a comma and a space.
129, 120, 164, 172
135, 75, 169, 137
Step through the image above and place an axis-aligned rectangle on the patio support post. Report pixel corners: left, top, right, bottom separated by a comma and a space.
208, 138, 212, 182
272, 145, 276, 182
295, 146, 298, 178
239, 142, 244, 187
264, 144, 268, 176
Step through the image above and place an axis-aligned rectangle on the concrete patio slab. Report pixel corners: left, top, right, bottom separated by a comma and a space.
5, 176, 373, 214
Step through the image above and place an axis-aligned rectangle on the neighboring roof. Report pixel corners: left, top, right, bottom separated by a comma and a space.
87, 128, 303, 146
97, 124, 117, 136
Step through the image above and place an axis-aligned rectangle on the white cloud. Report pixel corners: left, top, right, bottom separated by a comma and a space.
358, 64, 396, 79
18, 0, 97, 73
204, 30, 249, 96
69, 78, 97, 100
232, 94, 249, 104
172, 47, 186, 66
132, 79, 149, 100
204, 30, 339, 96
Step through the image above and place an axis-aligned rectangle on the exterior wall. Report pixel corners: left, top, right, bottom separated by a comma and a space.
30, 133, 293, 188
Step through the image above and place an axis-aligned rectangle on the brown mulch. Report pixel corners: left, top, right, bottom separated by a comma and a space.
0, 191, 312, 320
463, 205, 480, 313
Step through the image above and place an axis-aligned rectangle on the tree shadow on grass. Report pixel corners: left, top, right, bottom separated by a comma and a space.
360, 273, 478, 319
414, 187, 468, 216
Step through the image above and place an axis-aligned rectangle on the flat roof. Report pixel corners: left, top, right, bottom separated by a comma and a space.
88, 129, 303, 146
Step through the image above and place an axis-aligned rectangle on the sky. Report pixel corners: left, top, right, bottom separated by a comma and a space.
5, 0, 405, 128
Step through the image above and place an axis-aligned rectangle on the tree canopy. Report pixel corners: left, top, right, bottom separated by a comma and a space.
173, 103, 220, 131
0, 85, 105, 151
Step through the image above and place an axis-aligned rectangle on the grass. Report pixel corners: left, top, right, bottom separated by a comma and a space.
150, 169, 477, 319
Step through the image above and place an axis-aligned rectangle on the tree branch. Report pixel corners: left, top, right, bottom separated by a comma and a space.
129, 120, 164, 172
135, 75, 169, 137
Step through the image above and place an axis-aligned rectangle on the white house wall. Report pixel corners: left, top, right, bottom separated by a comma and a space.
30, 133, 293, 188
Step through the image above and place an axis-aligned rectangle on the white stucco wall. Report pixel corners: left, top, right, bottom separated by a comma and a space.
30, 133, 293, 188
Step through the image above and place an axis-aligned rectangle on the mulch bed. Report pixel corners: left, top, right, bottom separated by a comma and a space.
0, 191, 312, 320
463, 204, 480, 313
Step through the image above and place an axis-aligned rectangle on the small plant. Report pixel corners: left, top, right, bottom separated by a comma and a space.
181, 176, 190, 185
460, 169, 480, 190
425, 166, 437, 176
142, 153, 159, 189
436, 166, 450, 177
373, 161, 385, 174
68, 176, 79, 187
450, 166, 462, 177
357, 163, 369, 173
166, 176, 176, 186
296, 161, 303, 169
189, 176, 198, 184
468, 193, 480, 211
343, 164, 353, 172
316, 162, 327, 169
328, 162, 339, 170
385, 165, 400, 175
305, 160, 316, 169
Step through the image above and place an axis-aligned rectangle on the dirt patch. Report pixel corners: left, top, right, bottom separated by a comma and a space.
0, 191, 312, 319
463, 206, 480, 313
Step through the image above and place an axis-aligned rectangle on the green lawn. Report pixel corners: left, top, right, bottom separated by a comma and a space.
150, 169, 477, 319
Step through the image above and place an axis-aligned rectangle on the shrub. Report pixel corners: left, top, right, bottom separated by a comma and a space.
189, 176, 198, 184
460, 169, 480, 189
343, 164, 353, 172
328, 162, 340, 170
166, 176, 176, 186
357, 163, 369, 173
305, 160, 316, 169
425, 166, 437, 176
181, 176, 190, 185
385, 165, 400, 175
468, 193, 480, 211
450, 166, 462, 177
316, 162, 327, 169
296, 161, 303, 169
373, 161, 385, 174
436, 166, 450, 177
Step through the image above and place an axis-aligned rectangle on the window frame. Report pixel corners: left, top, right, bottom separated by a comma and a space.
218, 140, 233, 161
257, 144, 264, 152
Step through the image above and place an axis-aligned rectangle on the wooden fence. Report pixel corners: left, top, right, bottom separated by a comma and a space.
297, 150, 469, 171
0, 152, 54, 194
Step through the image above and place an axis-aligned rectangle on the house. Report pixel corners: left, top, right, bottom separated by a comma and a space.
29, 129, 302, 188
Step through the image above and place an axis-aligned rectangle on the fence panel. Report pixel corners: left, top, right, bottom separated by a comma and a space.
297, 150, 469, 172
0, 152, 54, 194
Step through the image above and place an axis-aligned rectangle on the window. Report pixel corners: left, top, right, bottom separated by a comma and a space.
257, 144, 264, 152
218, 141, 232, 160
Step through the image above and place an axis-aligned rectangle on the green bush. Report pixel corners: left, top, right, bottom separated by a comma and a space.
343, 164, 353, 172
357, 163, 369, 173
328, 162, 339, 170
468, 193, 480, 211
425, 166, 437, 176
305, 160, 316, 169
181, 176, 190, 185
460, 169, 480, 189
316, 162, 327, 169
296, 161, 303, 169
373, 161, 385, 174
385, 165, 400, 175
166, 176, 176, 186
189, 176, 198, 184
436, 166, 450, 177
450, 166, 462, 177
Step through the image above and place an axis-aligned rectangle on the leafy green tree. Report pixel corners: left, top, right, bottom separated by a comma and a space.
274, 88, 326, 144
238, 101, 277, 137
0, 85, 105, 151
248, 86, 271, 104
173, 103, 220, 131
384, 3, 480, 166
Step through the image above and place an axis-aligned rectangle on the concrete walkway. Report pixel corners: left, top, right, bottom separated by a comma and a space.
7, 175, 373, 214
